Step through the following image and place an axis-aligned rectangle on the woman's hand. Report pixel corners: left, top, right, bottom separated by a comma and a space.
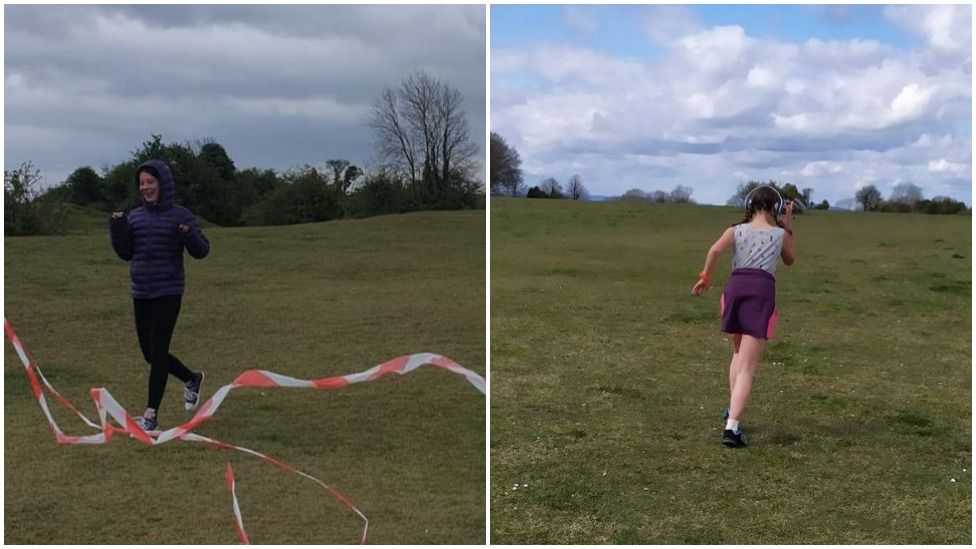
691, 278, 710, 296
111, 211, 125, 220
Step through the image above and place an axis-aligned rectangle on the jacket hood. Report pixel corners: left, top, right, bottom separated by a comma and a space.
135, 159, 176, 209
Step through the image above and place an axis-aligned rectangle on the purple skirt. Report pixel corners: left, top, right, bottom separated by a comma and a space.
720, 268, 778, 340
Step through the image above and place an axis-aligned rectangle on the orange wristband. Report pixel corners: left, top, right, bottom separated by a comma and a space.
698, 271, 711, 283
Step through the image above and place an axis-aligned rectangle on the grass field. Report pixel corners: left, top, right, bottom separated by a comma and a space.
490, 197, 970, 544
5, 210, 485, 544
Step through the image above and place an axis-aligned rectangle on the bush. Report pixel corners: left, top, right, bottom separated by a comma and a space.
345, 172, 408, 218
243, 167, 344, 226
4, 162, 69, 236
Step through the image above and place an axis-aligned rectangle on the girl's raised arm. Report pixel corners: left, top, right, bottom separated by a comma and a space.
780, 202, 796, 265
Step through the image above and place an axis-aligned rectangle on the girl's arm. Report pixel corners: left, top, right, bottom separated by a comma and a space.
780, 202, 796, 265
108, 212, 134, 261
692, 226, 735, 295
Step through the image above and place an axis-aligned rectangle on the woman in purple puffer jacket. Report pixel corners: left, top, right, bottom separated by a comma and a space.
109, 159, 210, 431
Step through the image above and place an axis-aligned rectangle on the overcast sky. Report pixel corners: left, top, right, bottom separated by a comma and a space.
5, 4, 486, 188
492, 5, 971, 206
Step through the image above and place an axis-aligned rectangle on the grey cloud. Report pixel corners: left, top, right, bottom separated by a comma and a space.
5, 5, 485, 185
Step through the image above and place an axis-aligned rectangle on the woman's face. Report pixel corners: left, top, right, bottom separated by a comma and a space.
139, 171, 160, 204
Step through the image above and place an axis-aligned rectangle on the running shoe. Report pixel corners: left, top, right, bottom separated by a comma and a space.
185, 371, 205, 411
722, 428, 748, 448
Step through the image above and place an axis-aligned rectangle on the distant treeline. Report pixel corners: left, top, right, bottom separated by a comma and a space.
5, 71, 484, 236
488, 132, 968, 215
848, 182, 969, 215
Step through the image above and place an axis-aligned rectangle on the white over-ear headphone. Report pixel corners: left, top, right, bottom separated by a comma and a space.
745, 185, 785, 215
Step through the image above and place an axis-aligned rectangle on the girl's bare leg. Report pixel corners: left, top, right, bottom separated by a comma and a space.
728, 334, 742, 401
728, 334, 765, 422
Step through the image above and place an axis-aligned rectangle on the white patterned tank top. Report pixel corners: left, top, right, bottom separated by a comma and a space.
733, 224, 786, 276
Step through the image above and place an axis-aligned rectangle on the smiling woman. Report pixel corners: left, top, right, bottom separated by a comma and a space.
109, 160, 210, 431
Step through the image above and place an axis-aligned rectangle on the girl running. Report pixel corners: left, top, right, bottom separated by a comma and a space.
109, 159, 210, 431
691, 185, 796, 448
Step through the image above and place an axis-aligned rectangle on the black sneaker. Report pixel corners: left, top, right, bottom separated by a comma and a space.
184, 371, 205, 411
136, 414, 158, 431
722, 429, 748, 448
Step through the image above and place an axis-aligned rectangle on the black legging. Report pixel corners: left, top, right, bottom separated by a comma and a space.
134, 295, 194, 411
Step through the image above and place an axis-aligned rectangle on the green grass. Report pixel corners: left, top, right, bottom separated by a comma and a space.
490, 198, 970, 544
5, 210, 485, 544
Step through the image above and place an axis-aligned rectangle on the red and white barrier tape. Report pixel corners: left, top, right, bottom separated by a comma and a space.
4, 318, 484, 543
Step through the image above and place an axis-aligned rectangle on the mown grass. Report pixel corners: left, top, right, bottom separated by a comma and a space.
5, 210, 485, 544
490, 198, 970, 544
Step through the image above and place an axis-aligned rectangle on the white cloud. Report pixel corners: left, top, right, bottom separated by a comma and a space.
6, 5, 486, 186
676, 26, 753, 77
492, 10, 971, 205
564, 6, 597, 33
801, 161, 844, 177
928, 158, 968, 177
884, 5, 972, 55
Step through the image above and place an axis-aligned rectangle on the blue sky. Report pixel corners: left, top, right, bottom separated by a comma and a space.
493, 5, 913, 58
491, 4, 971, 206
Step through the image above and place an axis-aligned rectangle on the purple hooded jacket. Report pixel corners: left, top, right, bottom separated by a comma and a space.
109, 160, 210, 298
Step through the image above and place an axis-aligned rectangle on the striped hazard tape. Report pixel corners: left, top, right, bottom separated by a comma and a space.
4, 318, 485, 543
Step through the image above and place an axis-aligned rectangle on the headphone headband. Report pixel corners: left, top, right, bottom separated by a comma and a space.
745, 185, 785, 215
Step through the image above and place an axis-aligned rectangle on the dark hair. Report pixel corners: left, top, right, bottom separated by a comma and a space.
135, 166, 161, 185
732, 186, 785, 227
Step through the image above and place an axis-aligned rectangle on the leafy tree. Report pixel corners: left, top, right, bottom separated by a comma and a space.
780, 183, 801, 202
856, 185, 882, 212
490, 132, 524, 196
345, 171, 407, 217
814, 199, 830, 210
801, 187, 814, 206
199, 141, 237, 180
243, 166, 344, 226
526, 186, 547, 198
66, 166, 105, 208
326, 159, 363, 193
4, 161, 69, 235
326, 159, 350, 187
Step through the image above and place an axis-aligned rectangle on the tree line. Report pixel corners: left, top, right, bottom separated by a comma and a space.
851, 183, 968, 214
5, 71, 483, 236
489, 132, 588, 200
489, 132, 968, 215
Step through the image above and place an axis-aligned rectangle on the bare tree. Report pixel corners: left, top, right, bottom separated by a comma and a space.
490, 132, 524, 196
890, 182, 924, 205
650, 190, 669, 203
567, 174, 587, 200
370, 71, 477, 200
540, 177, 563, 198
620, 188, 647, 201
670, 185, 694, 203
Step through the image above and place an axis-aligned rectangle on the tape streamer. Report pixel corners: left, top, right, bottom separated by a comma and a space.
4, 318, 485, 544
